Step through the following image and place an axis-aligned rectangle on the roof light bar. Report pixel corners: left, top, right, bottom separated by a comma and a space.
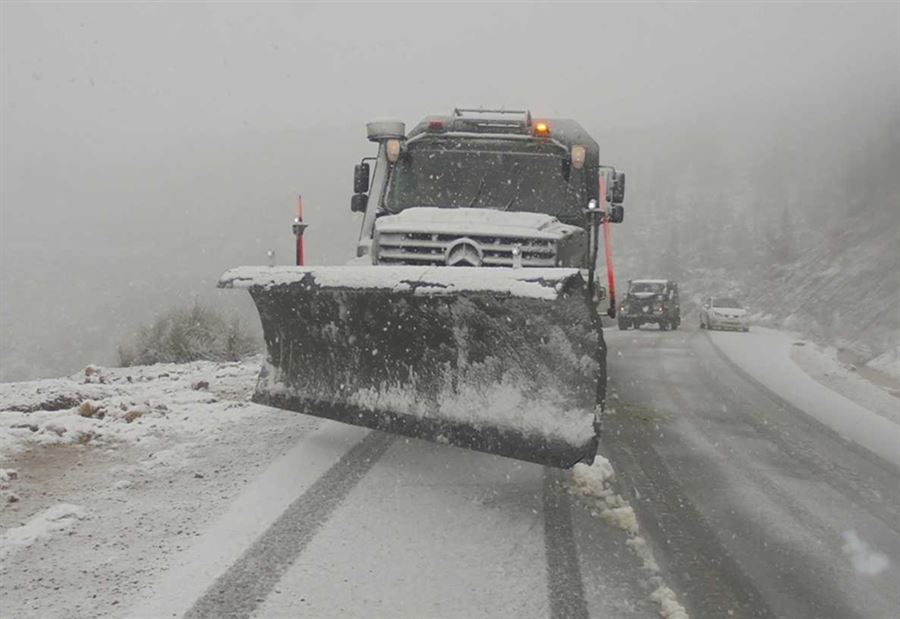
452, 107, 532, 129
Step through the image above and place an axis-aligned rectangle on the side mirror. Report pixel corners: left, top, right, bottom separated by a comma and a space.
607, 171, 626, 204
350, 193, 368, 213
354, 163, 370, 194
609, 204, 624, 223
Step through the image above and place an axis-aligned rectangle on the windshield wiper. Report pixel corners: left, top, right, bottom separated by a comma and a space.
467, 177, 486, 208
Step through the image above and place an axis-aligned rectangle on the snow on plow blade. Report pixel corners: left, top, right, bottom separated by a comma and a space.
219, 266, 605, 468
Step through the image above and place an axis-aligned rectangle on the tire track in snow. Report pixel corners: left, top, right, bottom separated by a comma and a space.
543, 467, 590, 619
602, 402, 772, 618
700, 330, 900, 532
184, 430, 394, 619
654, 341, 856, 618
684, 332, 897, 617
604, 331, 773, 618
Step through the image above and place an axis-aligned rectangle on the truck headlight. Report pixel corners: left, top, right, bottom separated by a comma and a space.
571, 145, 586, 169
386, 139, 401, 163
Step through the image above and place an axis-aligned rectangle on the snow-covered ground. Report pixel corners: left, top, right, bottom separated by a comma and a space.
0, 358, 317, 617
0, 355, 682, 618
2, 324, 896, 618
791, 340, 900, 424
867, 346, 900, 382
706, 327, 900, 467
0, 359, 262, 460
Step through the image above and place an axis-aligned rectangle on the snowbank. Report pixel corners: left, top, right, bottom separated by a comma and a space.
0, 359, 261, 461
570, 454, 615, 494
790, 340, 900, 424
868, 347, 900, 382
708, 328, 900, 467
569, 456, 690, 618
651, 585, 690, 619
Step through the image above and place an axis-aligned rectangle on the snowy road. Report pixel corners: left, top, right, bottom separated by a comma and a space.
133, 422, 660, 619
3, 325, 899, 618
603, 327, 900, 618
135, 325, 897, 619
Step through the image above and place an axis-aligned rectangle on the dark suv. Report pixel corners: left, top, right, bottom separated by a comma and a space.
618, 279, 680, 331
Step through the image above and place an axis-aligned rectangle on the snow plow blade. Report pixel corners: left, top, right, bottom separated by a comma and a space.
219, 266, 605, 468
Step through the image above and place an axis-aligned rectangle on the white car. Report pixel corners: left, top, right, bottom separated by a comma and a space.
700, 296, 750, 332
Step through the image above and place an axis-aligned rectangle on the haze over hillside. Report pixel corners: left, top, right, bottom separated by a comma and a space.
1, 3, 898, 380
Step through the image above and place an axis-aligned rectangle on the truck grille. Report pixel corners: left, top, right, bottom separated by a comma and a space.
375, 231, 557, 267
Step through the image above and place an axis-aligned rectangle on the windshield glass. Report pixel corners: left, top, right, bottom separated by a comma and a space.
384, 137, 588, 217
630, 282, 665, 294
712, 297, 742, 308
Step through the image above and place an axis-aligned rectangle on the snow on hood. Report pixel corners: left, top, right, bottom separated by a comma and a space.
713, 307, 747, 316
629, 292, 661, 299
375, 207, 573, 240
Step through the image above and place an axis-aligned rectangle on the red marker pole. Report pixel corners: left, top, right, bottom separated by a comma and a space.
292, 195, 310, 267
599, 175, 617, 317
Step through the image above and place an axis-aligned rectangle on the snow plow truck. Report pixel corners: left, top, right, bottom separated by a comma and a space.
219, 108, 626, 468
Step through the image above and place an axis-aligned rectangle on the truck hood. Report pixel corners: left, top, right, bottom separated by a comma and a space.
375, 207, 578, 240
628, 292, 662, 300
712, 307, 748, 316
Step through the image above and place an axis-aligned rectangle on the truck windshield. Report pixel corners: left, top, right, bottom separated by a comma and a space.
630, 282, 665, 294
383, 137, 588, 217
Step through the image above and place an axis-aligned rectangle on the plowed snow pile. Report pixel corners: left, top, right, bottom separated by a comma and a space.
570, 456, 690, 619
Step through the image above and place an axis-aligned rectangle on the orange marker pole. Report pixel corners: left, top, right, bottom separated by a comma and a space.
599, 176, 616, 317
294, 195, 306, 266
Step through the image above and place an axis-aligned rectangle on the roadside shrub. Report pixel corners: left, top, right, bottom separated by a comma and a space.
118, 304, 259, 366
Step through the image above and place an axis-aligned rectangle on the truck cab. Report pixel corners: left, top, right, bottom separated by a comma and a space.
349, 108, 624, 271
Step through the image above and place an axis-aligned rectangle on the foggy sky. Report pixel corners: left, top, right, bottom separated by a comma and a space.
1, 2, 898, 379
